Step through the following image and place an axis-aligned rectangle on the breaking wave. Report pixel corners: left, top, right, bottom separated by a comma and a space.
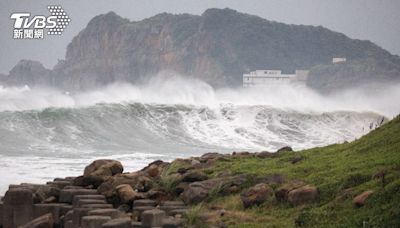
0, 75, 398, 193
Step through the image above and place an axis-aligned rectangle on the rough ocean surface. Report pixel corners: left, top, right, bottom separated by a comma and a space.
0, 103, 385, 193
0, 78, 397, 193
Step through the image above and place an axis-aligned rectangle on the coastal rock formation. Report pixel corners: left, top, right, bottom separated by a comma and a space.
0, 152, 348, 227
353, 190, 374, 207
2, 9, 400, 92
287, 185, 319, 206
84, 160, 124, 178
240, 183, 274, 208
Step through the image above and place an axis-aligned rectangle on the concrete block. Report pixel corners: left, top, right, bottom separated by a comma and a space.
19, 213, 54, 228
73, 194, 106, 207
72, 208, 91, 227
133, 199, 156, 207
101, 217, 131, 228
81, 203, 113, 209
77, 199, 107, 207
64, 220, 73, 228
33, 203, 69, 224
3, 188, 33, 228
59, 189, 98, 203
81, 215, 111, 228
88, 208, 121, 218
141, 209, 166, 228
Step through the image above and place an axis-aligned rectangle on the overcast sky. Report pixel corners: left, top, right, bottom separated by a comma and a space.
0, 0, 399, 74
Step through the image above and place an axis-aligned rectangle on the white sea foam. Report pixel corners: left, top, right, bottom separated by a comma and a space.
0, 74, 398, 194
0, 74, 399, 116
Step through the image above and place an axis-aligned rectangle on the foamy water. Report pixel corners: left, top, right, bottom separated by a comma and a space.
0, 76, 398, 194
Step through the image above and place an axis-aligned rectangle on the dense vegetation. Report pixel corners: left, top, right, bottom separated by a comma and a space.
182, 115, 400, 227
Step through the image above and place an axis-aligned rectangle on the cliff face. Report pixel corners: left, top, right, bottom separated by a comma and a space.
307, 57, 400, 93
3, 60, 52, 87
2, 8, 400, 91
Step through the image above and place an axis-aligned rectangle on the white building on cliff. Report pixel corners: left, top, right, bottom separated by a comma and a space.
243, 70, 309, 87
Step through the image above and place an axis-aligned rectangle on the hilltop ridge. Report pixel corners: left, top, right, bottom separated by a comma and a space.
2, 8, 400, 92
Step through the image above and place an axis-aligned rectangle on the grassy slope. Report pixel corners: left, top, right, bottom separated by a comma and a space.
199, 115, 400, 227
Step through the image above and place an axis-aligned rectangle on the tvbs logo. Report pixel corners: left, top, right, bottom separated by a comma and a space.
10, 5, 70, 39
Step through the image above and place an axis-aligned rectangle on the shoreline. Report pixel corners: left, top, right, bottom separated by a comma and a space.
1, 115, 399, 227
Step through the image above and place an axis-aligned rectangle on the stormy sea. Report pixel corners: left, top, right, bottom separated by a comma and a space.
0, 76, 398, 193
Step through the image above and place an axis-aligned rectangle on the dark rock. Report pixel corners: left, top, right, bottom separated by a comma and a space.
73, 175, 106, 188
290, 155, 303, 164
256, 151, 276, 159
181, 179, 218, 204
275, 180, 306, 202
46, 180, 71, 189
232, 152, 253, 158
277, 146, 293, 153
177, 167, 193, 174
145, 189, 170, 203
116, 184, 144, 203
181, 175, 248, 204
97, 173, 154, 198
0, 201, 3, 228
84, 159, 124, 178
174, 182, 189, 195
199, 153, 225, 162
240, 183, 274, 208
287, 185, 319, 206
181, 170, 208, 182
353, 190, 374, 207
257, 174, 286, 186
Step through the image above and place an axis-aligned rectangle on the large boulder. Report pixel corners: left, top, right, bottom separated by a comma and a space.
116, 184, 144, 203
275, 180, 306, 202
97, 172, 154, 198
277, 146, 293, 153
287, 185, 319, 206
240, 183, 274, 208
353, 190, 374, 207
73, 175, 106, 188
141, 160, 169, 178
256, 151, 276, 159
181, 175, 248, 204
181, 170, 208, 182
84, 160, 124, 178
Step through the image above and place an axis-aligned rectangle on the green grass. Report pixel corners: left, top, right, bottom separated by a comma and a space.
200, 115, 400, 227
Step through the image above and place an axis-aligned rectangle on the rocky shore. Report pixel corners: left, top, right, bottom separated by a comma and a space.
0, 146, 326, 228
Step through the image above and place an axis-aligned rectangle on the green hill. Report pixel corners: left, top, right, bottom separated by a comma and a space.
187, 115, 400, 227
